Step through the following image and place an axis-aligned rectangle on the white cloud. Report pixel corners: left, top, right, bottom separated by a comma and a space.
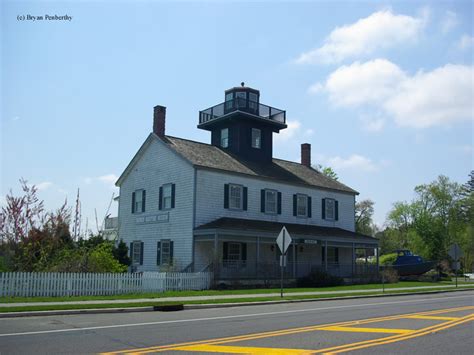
325, 154, 379, 172
83, 174, 118, 188
312, 60, 474, 129
322, 59, 406, 106
295, 10, 426, 64
360, 115, 385, 132
274, 120, 301, 142
441, 11, 459, 34
457, 34, 474, 50
304, 128, 314, 136
12, 116, 20, 121
35, 182, 53, 191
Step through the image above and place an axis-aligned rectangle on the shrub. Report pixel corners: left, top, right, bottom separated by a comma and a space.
297, 269, 344, 287
379, 253, 398, 266
380, 267, 399, 283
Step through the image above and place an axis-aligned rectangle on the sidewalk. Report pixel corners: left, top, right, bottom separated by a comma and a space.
1, 284, 473, 308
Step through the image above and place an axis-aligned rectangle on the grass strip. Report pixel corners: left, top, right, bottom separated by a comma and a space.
1, 286, 472, 313
1, 281, 470, 304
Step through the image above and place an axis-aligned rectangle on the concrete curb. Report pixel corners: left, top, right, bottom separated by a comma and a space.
1, 288, 472, 318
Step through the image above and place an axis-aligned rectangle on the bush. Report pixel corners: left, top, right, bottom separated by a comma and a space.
381, 267, 399, 283
379, 253, 398, 266
297, 269, 344, 287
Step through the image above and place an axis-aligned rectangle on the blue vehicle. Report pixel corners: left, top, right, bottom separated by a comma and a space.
391, 250, 434, 276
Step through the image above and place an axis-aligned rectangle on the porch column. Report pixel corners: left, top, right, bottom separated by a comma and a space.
376, 246, 380, 276
324, 240, 328, 271
352, 242, 355, 277
292, 243, 296, 278
213, 232, 219, 281
256, 236, 260, 277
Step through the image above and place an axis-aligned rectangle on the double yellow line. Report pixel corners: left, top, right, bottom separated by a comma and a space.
103, 305, 474, 354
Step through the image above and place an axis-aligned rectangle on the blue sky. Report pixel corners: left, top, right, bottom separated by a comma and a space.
2, 0, 473, 232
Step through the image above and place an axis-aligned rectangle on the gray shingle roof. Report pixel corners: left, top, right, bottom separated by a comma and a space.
163, 135, 358, 194
195, 217, 377, 243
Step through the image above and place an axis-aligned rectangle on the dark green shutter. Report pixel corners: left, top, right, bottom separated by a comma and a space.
277, 192, 282, 214
293, 194, 297, 216
335, 200, 339, 221
335, 247, 339, 263
241, 243, 247, 261
159, 186, 163, 210
322, 199, 326, 219
171, 184, 176, 208
261, 189, 265, 213
224, 184, 229, 209
322, 246, 325, 262
307, 196, 312, 218
130, 242, 134, 258
131, 192, 136, 213
170, 241, 174, 262
140, 242, 144, 265
243, 187, 248, 210
157, 241, 161, 265
142, 190, 146, 213
223, 242, 229, 260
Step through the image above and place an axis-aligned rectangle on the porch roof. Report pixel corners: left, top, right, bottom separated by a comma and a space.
194, 217, 378, 246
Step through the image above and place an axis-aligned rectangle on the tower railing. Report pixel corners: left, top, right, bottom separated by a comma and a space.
199, 99, 286, 125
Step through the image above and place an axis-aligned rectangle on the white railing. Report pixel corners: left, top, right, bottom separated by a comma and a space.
0, 271, 213, 297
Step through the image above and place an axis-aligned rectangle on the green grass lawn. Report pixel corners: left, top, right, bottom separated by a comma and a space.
1, 280, 470, 304
1, 286, 472, 313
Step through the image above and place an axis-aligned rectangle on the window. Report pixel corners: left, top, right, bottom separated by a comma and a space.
325, 199, 335, 220
235, 91, 246, 108
249, 92, 258, 111
132, 189, 145, 214
228, 243, 241, 261
251, 128, 261, 149
265, 190, 277, 214
131, 241, 143, 265
229, 184, 243, 209
159, 183, 175, 210
322, 198, 338, 220
225, 92, 233, 110
157, 240, 173, 265
297, 194, 307, 217
224, 184, 247, 210
221, 128, 229, 148
322, 247, 339, 264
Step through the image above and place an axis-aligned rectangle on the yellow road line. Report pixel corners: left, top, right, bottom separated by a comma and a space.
102, 306, 474, 355
405, 315, 460, 321
318, 326, 412, 334
172, 344, 314, 354
315, 313, 474, 354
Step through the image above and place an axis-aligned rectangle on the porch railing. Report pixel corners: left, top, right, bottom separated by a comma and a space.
205, 261, 378, 280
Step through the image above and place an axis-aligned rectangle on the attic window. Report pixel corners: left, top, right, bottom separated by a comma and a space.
251, 128, 261, 149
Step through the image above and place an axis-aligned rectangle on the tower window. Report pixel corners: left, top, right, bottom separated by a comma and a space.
251, 128, 261, 149
221, 128, 229, 148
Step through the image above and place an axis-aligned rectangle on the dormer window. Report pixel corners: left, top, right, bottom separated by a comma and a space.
252, 128, 261, 149
221, 128, 229, 148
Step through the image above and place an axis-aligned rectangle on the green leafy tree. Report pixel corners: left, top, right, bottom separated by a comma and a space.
113, 239, 131, 266
314, 164, 338, 181
355, 199, 375, 236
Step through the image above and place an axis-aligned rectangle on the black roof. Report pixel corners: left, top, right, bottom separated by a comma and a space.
195, 217, 377, 243
164, 135, 358, 194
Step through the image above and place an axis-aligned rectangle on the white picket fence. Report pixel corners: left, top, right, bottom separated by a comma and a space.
0, 272, 213, 297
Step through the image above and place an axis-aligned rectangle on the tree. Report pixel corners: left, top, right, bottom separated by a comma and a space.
314, 164, 338, 180
355, 199, 375, 236
113, 239, 131, 267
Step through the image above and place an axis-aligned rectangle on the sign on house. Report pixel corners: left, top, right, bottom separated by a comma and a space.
276, 226, 292, 254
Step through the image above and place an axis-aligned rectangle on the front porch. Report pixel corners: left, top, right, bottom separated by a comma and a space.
193, 218, 379, 283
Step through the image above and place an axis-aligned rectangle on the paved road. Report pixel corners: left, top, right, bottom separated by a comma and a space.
0, 291, 472, 354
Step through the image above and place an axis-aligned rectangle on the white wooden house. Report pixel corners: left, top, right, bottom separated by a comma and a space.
116, 85, 378, 281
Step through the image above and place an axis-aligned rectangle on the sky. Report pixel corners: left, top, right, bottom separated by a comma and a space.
1, 0, 473, 233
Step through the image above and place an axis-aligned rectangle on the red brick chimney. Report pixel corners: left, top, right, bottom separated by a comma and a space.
301, 143, 311, 167
153, 105, 166, 137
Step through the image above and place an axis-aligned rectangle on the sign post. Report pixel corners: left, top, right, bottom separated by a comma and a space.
276, 226, 292, 298
448, 243, 463, 288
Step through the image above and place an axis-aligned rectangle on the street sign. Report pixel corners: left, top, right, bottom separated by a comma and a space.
276, 226, 292, 254
280, 255, 287, 267
448, 243, 464, 261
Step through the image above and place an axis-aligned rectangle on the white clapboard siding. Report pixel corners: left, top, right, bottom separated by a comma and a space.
0, 272, 212, 298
